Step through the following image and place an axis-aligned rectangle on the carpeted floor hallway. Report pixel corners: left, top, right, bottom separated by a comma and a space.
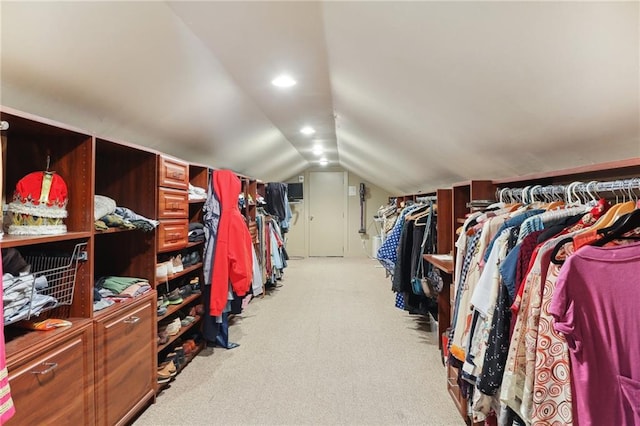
134, 257, 462, 425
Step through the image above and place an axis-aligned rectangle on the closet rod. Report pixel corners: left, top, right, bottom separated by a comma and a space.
497, 177, 640, 203
415, 195, 437, 203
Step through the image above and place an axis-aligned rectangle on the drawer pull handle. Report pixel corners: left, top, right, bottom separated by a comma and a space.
123, 316, 140, 324
31, 362, 58, 375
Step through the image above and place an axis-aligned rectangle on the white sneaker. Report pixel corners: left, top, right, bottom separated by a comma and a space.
172, 254, 184, 273
165, 259, 175, 275
156, 263, 168, 280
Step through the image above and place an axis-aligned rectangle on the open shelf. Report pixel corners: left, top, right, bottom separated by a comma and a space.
186, 240, 204, 249
155, 262, 202, 286
0, 232, 92, 248
156, 341, 205, 394
157, 315, 202, 353
423, 254, 454, 275
157, 293, 201, 321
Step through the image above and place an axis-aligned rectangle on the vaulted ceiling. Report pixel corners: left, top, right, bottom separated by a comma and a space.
1, 2, 638, 195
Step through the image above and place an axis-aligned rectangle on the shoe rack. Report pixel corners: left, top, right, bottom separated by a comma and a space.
155, 156, 206, 392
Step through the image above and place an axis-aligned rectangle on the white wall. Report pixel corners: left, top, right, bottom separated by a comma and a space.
284, 166, 392, 258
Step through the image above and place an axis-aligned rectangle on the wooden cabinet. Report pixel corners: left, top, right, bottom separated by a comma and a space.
94, 293, 156, 426
158, 156, 189, 190
6, 320, 95, 426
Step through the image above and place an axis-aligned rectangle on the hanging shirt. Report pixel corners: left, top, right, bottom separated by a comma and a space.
551, 241, 640, 426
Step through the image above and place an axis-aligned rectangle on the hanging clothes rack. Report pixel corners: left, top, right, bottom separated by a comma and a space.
496, 177, 640, 203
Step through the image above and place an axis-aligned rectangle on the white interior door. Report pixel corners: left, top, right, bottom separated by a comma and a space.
309, 171, 344, 257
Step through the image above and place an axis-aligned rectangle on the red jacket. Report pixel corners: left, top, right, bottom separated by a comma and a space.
209, 170, 253, 316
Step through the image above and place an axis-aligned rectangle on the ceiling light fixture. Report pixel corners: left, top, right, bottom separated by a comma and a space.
271, 74, 296, 88
300, 126, 315, 135
319, 158, 329, 166
312, 145, 323, 156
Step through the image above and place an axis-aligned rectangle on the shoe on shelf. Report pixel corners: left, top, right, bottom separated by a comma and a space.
181, 251, 192, 267
166, 288, 183, 305
166, 318, 181, 336
165, 352, 180, 370
189, 277, 201, 293
158, 360, 177, 377
179, 285, 193, 299
172, 254, 184, 273
158, 328, 169, 345
156, 263, 168, 281
157, 366, 172, 384
180, 315, 196, 327
193, 304, 204, 316
165, 259, 175, 276
157, 295, 170, 308
173, 346, 186, 366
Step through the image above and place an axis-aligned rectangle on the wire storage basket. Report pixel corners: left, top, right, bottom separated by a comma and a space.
3, 242, 87, 326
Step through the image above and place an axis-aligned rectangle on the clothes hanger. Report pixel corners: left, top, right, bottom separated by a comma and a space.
592, 208, 640, 247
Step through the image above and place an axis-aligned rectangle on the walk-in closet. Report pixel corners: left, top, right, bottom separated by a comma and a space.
0, 1, 638, 425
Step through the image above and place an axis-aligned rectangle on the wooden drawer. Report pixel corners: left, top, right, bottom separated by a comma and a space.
94, 294, 156, 426
7, 323, 94, 426
157, 219, 188, 252
158, 155, 189, 190
158, 187, 189, 219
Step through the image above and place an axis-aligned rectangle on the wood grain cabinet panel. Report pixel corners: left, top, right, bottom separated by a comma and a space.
157, 219, 189, 253
94, 294, 156, 426
6, 324, 95, 426
158, 187, 189, 219
158, 156, 189, 190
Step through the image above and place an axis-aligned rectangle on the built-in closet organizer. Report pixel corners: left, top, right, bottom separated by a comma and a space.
155, 156, 203, 389
1, 107, 95, 425
93, 138, 158, 425
440, 180, 494, 424
431, 160, 640, 425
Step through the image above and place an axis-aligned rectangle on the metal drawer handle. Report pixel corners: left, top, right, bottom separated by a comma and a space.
31, 362, 58, 375
123, 316, 140, 324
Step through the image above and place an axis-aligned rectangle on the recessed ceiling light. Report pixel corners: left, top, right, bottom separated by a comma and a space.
312, 145, 323, 156
271, 74, 296, 88
300, 126, 315, 135
319, 158, 329, 166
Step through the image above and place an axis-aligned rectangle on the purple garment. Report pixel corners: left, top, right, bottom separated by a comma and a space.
550, 241, 640, 426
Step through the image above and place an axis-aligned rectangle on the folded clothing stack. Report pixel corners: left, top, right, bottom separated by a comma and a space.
188, 184, 206, 201
3, 273, 56, 323
94, 195, 159, 232
95, 276, 150, 307
188, 223, 205, 242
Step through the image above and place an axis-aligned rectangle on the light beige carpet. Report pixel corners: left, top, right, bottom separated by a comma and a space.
133, 257, 462, 425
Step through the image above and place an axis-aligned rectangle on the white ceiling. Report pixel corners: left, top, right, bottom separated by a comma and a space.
1, 1, 638, 194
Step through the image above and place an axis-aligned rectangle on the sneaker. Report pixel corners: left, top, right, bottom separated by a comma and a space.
166, 288, 183, 305
156, 263, 168, 281
180, 315, 196, 327
165, 260, 175, 276
189, 277, 201, 293
179, 285, 192, 299
166, 318, 181, 336
158, 328, 169, 345
172, 255, 184, 273
158, 360, 177, 377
